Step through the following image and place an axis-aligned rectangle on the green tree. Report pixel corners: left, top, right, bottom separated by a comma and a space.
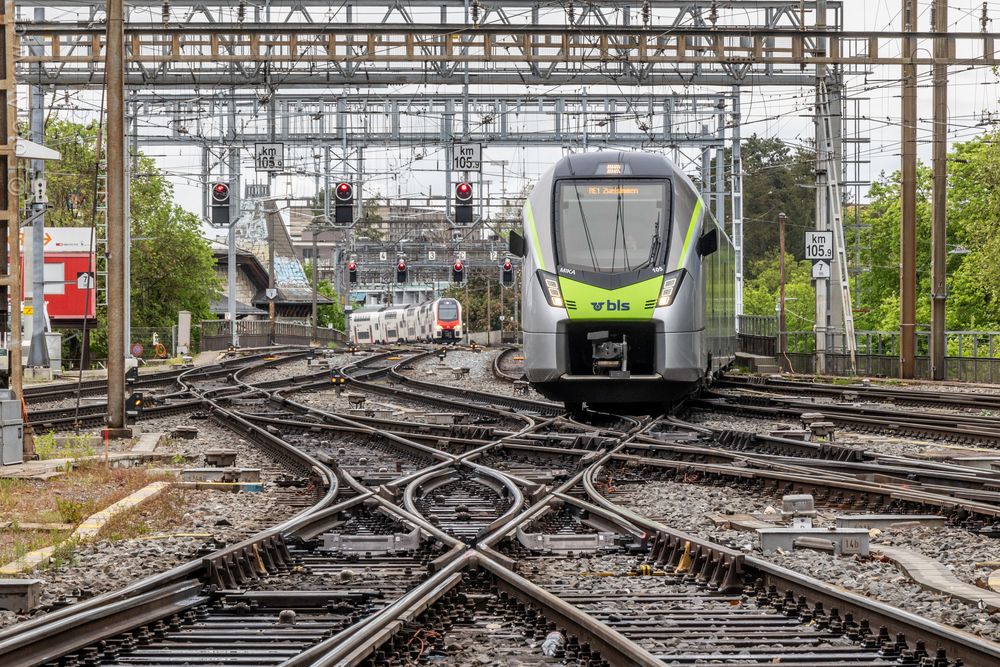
40, 119, 220, 360
723, 135, 816, 278
854, 154, 1000, 333
302, 262, 347, 331
742, 132, 1000, 339
441, 272, 516, 333
36, 119, 104, 227
742, 251, 817, 332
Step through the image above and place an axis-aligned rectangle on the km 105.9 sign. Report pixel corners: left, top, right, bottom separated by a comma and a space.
804, 231, 833, 260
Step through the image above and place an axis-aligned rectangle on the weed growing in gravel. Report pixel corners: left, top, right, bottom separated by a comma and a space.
55, 497, 88, 524
33, 431, 58, 459
34, 431, 97, 461
98, 488, 186, 543
0, 478, 26, 514
0, 529, 70, 565
46, 539, 79, 568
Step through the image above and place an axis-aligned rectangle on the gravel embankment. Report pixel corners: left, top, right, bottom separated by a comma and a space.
291, 386, 469, 424
609, 478, 1000, 640
0, 487, 300, 630
0, 409, 309, 631
769, 374, 1000, 397
715, 387, 1000, 419
142, 414, 278, 470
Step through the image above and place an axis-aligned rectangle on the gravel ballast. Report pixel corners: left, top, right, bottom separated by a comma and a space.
684, 409, 987, 459
399, 347, 549, 402
608, 477, 1000, 641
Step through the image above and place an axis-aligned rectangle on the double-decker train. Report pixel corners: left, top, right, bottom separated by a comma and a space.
510, 151, 736, 411
349, 298, 464, 345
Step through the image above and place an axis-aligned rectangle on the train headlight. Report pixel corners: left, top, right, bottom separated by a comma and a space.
537, 271, 565, 308
657, 271, 685, 307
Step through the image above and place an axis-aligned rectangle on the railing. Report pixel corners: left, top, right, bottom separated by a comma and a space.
736, 315, 1000, 382
130, 327, 176, 359
736, 315, 777, 357
200, 320, 345, 351
784, 330, 1000, 360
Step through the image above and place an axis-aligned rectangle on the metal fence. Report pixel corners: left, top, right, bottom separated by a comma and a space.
736, 314, 777, 357
130, 327, 176, 359
736, 315, 1000, 382
200, 320, 345, 351
784, 329, 1000, 360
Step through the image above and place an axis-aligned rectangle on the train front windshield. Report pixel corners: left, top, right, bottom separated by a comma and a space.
556, 180, 669, 273
438, 300, 459, 321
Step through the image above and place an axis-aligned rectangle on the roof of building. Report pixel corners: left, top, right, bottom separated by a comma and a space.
209, 297, 268, 317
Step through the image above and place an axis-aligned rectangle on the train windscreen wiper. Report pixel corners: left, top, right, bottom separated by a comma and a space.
616, 189, 630, 272
573, 182, 602, 271
645, 211, 662, 268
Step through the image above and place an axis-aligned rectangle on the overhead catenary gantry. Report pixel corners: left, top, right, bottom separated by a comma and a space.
132, 92, 733, 148
15, 1, 859, 329
17, 1, 850, 87
15, 1, 997, 378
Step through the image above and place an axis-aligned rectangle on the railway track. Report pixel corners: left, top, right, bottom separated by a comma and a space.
697, 390, 1000, 448
3, 348, 1000, 666
22, 350, 304, 431
492, 346, 525, 383
719, 374, 1000, 413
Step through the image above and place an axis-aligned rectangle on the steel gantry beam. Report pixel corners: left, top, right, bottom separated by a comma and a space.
13, 1, 873, 88
19, 23, 996, 73
129, 92, 734, 148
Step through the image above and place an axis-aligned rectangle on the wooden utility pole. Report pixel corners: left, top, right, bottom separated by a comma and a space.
267, 204, 276, 344
930, 0, 948, 380
0, 1, 23, 451
311, 227, 319, 344
105, 0, 127, 433
778, 213, 787, 357
899, 0, 918, 379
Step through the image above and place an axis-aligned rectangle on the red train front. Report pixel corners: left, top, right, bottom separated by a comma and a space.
433, 298, 463, 343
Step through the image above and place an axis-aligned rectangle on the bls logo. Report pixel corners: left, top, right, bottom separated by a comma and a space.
591, 300, 631, 312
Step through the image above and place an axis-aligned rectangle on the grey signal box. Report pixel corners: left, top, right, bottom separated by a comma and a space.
0, 389, 23, 465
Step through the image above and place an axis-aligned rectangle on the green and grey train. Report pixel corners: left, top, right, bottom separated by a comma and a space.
508, 151, 737, 411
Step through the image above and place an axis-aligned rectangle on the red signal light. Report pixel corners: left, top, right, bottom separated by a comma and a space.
397, 261, 406, 271
503, 260, 512, 270
211, 182, 230, 203
454, 261, 464, 271
455, 182, 472, 201
348, 261, 357, 271
335, 182, 353, 201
